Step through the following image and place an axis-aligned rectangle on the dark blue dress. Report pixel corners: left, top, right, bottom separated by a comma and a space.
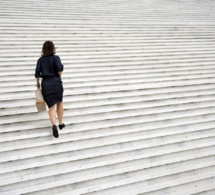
35, 54, 64, 108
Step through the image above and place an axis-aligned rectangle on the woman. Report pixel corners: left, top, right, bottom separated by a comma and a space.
35, 41, 65, 138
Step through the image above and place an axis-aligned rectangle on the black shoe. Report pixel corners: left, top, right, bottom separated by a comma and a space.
52, 125, 59, 138
59, 123, 65, 130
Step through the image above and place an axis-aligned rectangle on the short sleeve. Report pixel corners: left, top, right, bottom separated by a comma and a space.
55, 56, 64, 72
35, 58, 42, 78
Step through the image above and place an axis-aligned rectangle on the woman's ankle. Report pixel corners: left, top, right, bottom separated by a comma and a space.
59, 123, 65, 130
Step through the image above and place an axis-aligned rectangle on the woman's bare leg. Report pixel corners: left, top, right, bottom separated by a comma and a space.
57, 102, 64, 124
48, 105, 57, 125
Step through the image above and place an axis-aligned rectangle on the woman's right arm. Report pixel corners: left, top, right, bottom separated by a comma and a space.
58, 71, 62, 79
55, 56, 64, 79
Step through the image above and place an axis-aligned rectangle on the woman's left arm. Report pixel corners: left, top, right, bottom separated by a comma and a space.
36, 77, 40, 88
35, 58, 41, 88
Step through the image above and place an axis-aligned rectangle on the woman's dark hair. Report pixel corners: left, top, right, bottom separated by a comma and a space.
41, 41, 56, 56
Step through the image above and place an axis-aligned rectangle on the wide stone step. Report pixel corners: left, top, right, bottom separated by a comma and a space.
2, 55, 215, 66
2, 50, 215, 65
1, 34, 215, 42
0, 109, 214, 145
0, 125, 214, 173
2, 68, 215, 88
2, 32, 215, 37
2, 73, 215, 93
2, 48, 215, 58
2, 58, 213, 72
1, 94, 215, 123
2, 62, 215, 74
1, 42, 214, 52
3, 85, 213, 107
195, 189, 215, 195
0, 147, 214, 189
1, 113, 215, 163
1, 96, 215, 131
1, 23, 215, 28
1, 39, 214, 47
2, 28, 215, 34
138, 178, 215, 195
1, 61, 215, 78
0, 86, 213, 111
0, 116, 214, 153
1, 50, 215, 62
77, 166, 215, 195
2, 14, 214, 22
1, 78, 215, 100
2, 160, 215, 195
1, 133, 214, 176
2, 19, 214, 25
1, 83, 215, 102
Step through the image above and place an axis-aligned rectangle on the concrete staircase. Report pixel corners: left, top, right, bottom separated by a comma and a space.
1, 0, 215, 194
